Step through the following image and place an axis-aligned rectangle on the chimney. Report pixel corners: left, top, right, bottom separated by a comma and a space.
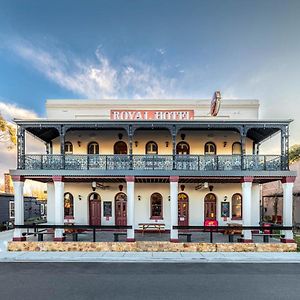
4, 173, 14, 194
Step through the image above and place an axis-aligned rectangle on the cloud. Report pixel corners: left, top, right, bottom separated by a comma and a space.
7, 40, 178, 99
0, 100, 42, 185
0, 101, 38, 121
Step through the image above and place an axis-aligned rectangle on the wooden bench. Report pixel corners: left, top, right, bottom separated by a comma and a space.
114, 232, 127, 242
252, 233, 284, 243
138, 223, 165, 235
71, 232, 88, 241
179, 233, 192, 242
37, 232, 56, 241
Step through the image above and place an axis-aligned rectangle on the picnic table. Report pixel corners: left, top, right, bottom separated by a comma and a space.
138, 223, 165, 235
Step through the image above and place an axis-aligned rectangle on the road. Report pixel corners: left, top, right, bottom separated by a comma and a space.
0, 263, 300, 300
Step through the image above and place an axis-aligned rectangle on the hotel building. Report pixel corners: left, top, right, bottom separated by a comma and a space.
9, 97, 296, 243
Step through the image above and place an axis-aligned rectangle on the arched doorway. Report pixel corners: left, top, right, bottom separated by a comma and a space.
204, 193, 217, 221
115, 192, 127, 225
114, 141, 128, 154
178, 192, 189, 226
89, 192, 101, 225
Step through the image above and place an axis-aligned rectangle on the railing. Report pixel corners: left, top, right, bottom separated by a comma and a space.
14, 224, 293, 243
22, 154, 285, 171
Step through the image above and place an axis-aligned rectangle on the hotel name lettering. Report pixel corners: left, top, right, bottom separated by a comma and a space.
110, 110, 194, 121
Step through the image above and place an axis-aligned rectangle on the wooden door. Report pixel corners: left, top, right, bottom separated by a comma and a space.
204, 193, 217, 221
89, 200, 101, 226
115, 193, 127, 226
178, 193, 189, 226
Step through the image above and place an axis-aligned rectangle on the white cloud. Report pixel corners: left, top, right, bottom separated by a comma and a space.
8, 40, 178, 99
0, 101, 37, 121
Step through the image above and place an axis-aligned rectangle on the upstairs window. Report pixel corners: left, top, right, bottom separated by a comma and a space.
146, 141, 158, 154
88, 142, 99, 154
204, 142, 216, 155
114, 141, 128, 154
232, 142, 242, 155
176, 142, 190, 155
65, 142, 73, 154
150, 193, 163, 219
64, 192, 74, 217
232, 193, 242, 220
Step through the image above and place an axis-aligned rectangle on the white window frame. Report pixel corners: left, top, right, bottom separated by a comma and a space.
9, 201, 15, 219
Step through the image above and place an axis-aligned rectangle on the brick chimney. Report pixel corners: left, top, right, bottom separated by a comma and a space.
4, 173, 14, 194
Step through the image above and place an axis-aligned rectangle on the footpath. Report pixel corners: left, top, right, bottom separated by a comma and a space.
1, 230, 300, 263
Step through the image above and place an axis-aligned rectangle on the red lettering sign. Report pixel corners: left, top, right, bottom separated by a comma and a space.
110, 110, 194, 121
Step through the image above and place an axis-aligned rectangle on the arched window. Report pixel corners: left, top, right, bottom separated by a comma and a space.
114, 141, 128, 154
89, 192, 101, 201
88, 142, 99, 154
64, 192, 74, 217
65, 142, 73, 154
146, 141, 158, 154
232, 193, 242, 220
204, 142, 216, 155
176, 142, 190, 155
232, 142, 242, 155
150, 192, 163, 219
204, 193, 217, 220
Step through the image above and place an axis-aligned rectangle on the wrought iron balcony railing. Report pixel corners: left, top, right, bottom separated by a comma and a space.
20, 154, 286, 172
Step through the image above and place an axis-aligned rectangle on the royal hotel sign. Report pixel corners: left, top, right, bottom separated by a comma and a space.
110, 110, 195, 121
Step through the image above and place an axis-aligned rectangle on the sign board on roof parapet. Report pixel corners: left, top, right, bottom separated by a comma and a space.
110, 110, 194, 121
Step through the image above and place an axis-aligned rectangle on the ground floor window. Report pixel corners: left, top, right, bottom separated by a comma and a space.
64, 192, 74, 217
231, 193, 242, 220
150, 193, 163, 219
9, 201, 15, 219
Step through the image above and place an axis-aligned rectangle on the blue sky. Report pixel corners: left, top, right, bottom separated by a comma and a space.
0, 0, 300, 130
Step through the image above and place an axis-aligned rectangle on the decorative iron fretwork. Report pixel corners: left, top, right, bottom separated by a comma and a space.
21, 154, 284, 172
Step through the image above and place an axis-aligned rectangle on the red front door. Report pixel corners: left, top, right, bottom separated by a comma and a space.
178, 193, 189, 226
89, 200, 101, 225
115, 193, 127, 226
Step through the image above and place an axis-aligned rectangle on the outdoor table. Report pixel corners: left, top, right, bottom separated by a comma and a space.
138, 223, 165, 236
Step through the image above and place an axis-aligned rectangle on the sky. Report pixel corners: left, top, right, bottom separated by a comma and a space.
0, 0, 300, 182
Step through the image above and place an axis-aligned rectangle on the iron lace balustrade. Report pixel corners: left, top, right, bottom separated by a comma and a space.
22, 154, 285, 171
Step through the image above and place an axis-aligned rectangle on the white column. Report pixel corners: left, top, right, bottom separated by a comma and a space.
282, 177, 295, 242
126, 176, 135, 242
170, 176, 179, 242
53, 176, 65, 241
242, 177, 253, 242
46, 182, 55, 224
12, 176, 25, 241
251, 184, 261, 227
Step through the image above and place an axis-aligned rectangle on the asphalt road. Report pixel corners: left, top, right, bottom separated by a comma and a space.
0, 263, 300, 300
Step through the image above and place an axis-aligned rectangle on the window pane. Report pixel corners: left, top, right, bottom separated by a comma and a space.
232, 194, 242, 219
151, 193, 162, 217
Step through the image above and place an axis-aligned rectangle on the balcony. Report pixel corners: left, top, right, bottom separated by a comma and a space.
21, 154, 285, 172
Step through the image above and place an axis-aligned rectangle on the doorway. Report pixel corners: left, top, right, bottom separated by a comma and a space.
178, 192, 189, 226
89, 192, 101, 226
114, 141, 128, 154
115, 192, 127, 226
204, 193, 217, 221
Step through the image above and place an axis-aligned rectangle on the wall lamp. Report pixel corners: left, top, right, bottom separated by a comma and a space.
135, 141, 139, 147
138, 195, 141, 201
78, 195, 82, 201
77, 141, 81, 147
165, 141, 169, 147
224, 196, 228, 201
223, 141, 227, 147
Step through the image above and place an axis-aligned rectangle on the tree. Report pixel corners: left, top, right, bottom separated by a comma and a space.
0, 114, 16, 148
289, 144, 300, 164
